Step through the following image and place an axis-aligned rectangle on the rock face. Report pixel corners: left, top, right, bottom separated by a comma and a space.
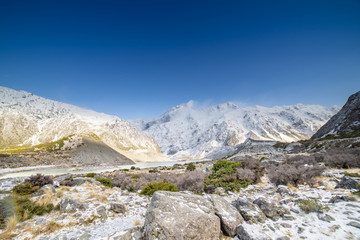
133, 100, 339, 159
60, 198, 87, 213
335, 176, 359, 190
312, 90, 360, 139
144, 191, 221, 240
208, 194, 244, 237
253, 197, 288, 219
232, 197, 267, 223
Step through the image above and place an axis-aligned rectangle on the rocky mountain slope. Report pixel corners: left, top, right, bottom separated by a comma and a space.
312, 90, 360, 139
133, 101, 339, 159
0, 87, 166, 162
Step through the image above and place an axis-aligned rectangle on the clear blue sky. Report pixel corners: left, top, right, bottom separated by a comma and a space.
1, 0, 359, 119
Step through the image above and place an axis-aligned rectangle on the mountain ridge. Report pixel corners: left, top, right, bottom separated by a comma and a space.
0, 86, 166, 162
133, 100, 340, 160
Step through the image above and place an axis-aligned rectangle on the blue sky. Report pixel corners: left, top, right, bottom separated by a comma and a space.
1, 0, 359, 119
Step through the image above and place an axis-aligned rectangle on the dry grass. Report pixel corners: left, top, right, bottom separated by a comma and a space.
56, 189, 64, 198
43, 221, 63, 234
88, 192, 97, 199
36, 188, 54, 206
134, 218, 141, 226
287, 183, 297, 191
276, 193, 282, 201
0, 215, 19, 239
98, 194, 108, 203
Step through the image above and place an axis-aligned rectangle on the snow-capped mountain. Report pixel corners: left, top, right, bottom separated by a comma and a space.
0, 86, 166, 162
312, 90, 360, 139
133, 101, 340, 159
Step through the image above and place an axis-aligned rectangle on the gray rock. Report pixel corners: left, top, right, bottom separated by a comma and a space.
329, 225, 340, 232
32, 184, 56, 197
208, 194, 244, 237
290, 208, 300, 214
346, 203, 360, 208
232, 197, 267, 223
280, 223, 292, 228
34, 217, 48, 225
144, 191, 221, 240
236, 225, 271, 240
113, 226, 143, 240
317, 213, 335, 223
60, 197, 87, 213
335, 176, 359, 189
347, 221, 360, 229
297, 227, 305, 234
214, 187, 225, 195
282, 214, 296, 221
96, 206, 107, 219
276, 237, 290, 240
110, 202, 127, 214
253, 197, 288, 219
71, 177, 100, 186
329, 195, 357, 203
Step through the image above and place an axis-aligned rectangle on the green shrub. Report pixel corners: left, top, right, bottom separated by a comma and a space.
344, 172, 360, 177
122, 169, 129, 172
140, 181, 178, 196
297, 199, 328, 213
130, 166, 136, 170
149, 169, 158, 173
204, 164, 250, 192
15, 195, 54, 221
12, 182, 39, 195
85, 173, 96, 178
212, 160, 239, 173
186, 163, 196, 171
96, 178, 113, 188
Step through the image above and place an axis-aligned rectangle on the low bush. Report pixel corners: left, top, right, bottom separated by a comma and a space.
12, 182, 39, 195
186, 163, 196, 171
212, 160, 239, 173
140, 181, 178, 196
297, 199, 328, 213
130, 166, 136, 170
84, 173, 96, 178
175, 170, 207, 193
237, 159, 265, 183
25, 174, 53, 188
205, 162, 251, 192
96, 178, 113, 188
268, 163, 325, 186
322, 149, 360, 168
344, 172, 360, 177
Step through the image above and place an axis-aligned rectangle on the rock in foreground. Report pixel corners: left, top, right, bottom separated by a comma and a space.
144, 191, 221, 240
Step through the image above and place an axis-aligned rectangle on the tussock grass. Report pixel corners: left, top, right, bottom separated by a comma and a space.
0, 215, 18, 239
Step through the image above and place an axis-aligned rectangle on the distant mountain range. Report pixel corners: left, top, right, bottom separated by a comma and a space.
0, 86, 166, 163
133, 101, 340, 159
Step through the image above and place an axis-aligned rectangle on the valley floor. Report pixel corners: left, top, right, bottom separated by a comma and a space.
0, 165, 359, 240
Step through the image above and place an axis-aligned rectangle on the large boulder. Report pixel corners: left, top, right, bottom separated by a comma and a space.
253, 197, 288, 220
60, 197, 87, 213
335, 176, 359, 189
144, 191, 221, 240
208, 194, 244, 237
232, 197, 267, 224
110, 202, 127, 214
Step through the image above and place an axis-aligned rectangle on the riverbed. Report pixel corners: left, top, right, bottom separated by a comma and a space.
0, 159, 209, 180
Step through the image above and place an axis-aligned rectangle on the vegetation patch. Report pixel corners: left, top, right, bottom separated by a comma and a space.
186, 163, 196, 171
297, 199, 328, 213
96, 178, 113, 188
140, 181, 178, 196
205, 160, 250, 192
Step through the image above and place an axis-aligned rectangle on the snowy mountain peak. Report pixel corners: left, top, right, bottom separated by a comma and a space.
133, 102, 340, 160
0, 86, 166, 162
